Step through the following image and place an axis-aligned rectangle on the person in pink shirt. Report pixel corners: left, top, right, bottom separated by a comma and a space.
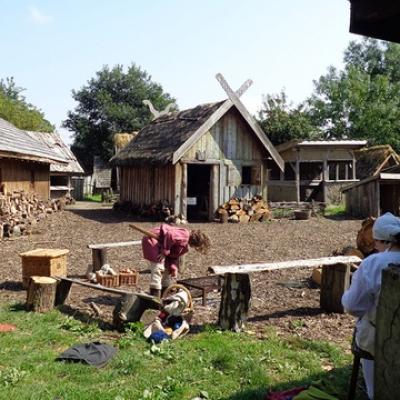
142, 223, 210, 297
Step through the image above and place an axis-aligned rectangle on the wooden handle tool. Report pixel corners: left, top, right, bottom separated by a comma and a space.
129, 224, 159, 240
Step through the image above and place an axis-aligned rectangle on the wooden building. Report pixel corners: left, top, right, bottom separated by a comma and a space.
0, 118, 66, 199
267, 140, 367, 204
112, 97, 284, 221
25, 130, 84, 199
343, 165, 400, 218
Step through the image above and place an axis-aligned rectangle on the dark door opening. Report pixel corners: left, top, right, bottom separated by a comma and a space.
187, 164, 211, 221
380, 183, 400, 215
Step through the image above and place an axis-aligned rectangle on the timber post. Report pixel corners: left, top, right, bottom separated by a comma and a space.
92, 248, 108, 272
374, 264, 400, 399
218, 273, 251, 332
26, 276, 57, 312
320, 263, 350, 313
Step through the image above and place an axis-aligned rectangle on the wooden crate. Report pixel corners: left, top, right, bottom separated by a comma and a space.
96, 272, 119, 288
119, 271, 138, 287
20, 248, 69, 289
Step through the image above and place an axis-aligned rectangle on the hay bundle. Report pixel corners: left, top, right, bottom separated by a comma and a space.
113, 132, 138, 152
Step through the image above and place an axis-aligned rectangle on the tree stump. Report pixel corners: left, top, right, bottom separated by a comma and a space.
26, 276, 57, 312
320, 263, 350, 313
218, 273, 251, 332
374, 265, 400, 400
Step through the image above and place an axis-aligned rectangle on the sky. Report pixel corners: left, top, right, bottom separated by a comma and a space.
0, 1, 360, 145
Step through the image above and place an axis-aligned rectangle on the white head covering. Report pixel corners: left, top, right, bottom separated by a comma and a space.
372, 212, 400, 242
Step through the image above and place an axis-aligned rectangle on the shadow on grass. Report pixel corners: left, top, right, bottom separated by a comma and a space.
58, 304, 114, 330
223, 366, 369, 400
248, 307, 324, 322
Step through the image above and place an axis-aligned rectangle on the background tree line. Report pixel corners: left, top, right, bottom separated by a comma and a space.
2, 38, 400, 173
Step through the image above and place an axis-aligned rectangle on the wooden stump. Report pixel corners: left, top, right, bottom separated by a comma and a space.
92, 248, 108, 272
55, 279, 73, 306
218, 273, 251, 332
26, 276, 57, 312
375, 265, 400, 400
320, 263, 350, 313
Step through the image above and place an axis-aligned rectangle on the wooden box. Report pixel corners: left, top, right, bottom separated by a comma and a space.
96, 272, 119, 288
20, 248, 69, 289
119, 271, 138, 287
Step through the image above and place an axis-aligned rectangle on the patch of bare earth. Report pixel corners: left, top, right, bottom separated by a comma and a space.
0, 206, 361, 348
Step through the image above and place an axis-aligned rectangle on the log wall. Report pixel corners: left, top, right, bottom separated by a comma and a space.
119, 164, 175, 205
0, 158, 50, 200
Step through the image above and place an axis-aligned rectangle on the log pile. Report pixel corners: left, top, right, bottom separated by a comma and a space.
216, 195, 271, 223
0, 190, 70, 240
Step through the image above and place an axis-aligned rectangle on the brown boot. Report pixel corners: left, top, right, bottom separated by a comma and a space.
150, 288, 161, 298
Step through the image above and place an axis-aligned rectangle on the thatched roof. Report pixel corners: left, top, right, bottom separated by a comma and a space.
0, 118, 66, 164
355, 145, 400, 180
25, 130, 84, 174
111, 101, 224, 166
113, 132, 138, 152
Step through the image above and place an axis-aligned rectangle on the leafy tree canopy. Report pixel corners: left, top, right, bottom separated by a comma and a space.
63, 64, 176, 172
0, 77, 54, 132
308, 38, 400, 152
257, 90, 319, 146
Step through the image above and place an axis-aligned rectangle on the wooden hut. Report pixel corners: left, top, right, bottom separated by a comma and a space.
111, 96, 284, 221
267, 140, 367, 204
0, 118, 66, 199
25, 130, 84, 199
343, 157, 400, 218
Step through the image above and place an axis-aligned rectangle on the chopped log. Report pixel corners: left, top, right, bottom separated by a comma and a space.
260, 210, 271, 222
217, 208, 228, 223
249, 211, 263, 222
356, 217, 376, 256
311, 268, 322, 285
218, 273, 251, 332
320, 263, 350, 313
375, 265, 400, 400
26, 276, 57, 312
239, 214, 250, 223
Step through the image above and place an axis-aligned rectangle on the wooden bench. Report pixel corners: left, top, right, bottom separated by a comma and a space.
87, 240, 141, 271
209, 255, 362, 331
53, 276, 160, 331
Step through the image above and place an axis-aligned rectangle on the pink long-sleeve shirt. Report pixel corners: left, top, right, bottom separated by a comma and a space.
141, 223, 190, 273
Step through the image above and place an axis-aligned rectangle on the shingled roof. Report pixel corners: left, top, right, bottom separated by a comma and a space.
111, 101, 224, 166
25, 130, 84, 174
0, 118, 66, 163
355, 145, 400, 180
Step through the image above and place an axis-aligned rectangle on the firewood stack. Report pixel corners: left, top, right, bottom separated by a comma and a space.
0, 190, 70, 240
216, 195, 271, 223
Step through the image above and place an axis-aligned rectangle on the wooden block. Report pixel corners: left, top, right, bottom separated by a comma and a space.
26, 276, 57, 312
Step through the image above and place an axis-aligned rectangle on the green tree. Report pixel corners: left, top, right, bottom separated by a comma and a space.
0, 77, 54, 132
257, 90, 319, 146
308, 38, 400, 151
63, 64, 176, 172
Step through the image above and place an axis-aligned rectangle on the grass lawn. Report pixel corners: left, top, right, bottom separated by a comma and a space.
0, 303, 359, 400
83, 194, 103, 202
324, 204, 347, 218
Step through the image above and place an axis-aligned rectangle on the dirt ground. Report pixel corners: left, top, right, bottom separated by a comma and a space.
0, 203, 362, 348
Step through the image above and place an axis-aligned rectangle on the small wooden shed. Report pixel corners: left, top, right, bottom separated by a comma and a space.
343, 165, 400, 218
25, 130, 84, 199
267, 140, 367, 204
112, 97, 284, 221
0, 118, 66, 199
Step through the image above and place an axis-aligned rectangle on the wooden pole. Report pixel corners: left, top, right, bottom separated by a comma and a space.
92, 248, 108, 272
181, 163, 187, 219
26, 276, 57, 312
129, 224, 159, 239
218, 273, 251, 332
320, 263, 350, 313
374, 265, 400, 400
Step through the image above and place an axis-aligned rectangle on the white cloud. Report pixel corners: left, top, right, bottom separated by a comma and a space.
29, 6, 54, 24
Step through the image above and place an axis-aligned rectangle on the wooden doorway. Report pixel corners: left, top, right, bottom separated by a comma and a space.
380, 183, 400, 216
187, 164, 211, 221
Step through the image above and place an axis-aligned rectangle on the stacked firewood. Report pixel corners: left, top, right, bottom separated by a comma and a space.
216, 195, 271, 223
0, 190, 69, 240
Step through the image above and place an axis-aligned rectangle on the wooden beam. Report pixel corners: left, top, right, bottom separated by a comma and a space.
209, 255, 362, 275
88, 241, 141, 250
174, 162, 182, 216
210, 164, 219, 221
181, 162, 187, 218
215, 73, 285, 171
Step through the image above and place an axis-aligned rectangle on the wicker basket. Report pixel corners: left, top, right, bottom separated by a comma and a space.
20, 248, 69, 289
96, 272, 119, 287
119, 271, 138, 286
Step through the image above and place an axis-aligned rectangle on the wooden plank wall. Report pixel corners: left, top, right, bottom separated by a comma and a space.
183, 108, 266, 204
120, 164, 175, 205
0, 158, 50, 199
345, 180, 379, 217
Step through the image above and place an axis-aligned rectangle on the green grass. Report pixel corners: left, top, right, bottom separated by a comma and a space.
83, 194, 102, 202
0, 303, 359, 400
324, 204, 347, 218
